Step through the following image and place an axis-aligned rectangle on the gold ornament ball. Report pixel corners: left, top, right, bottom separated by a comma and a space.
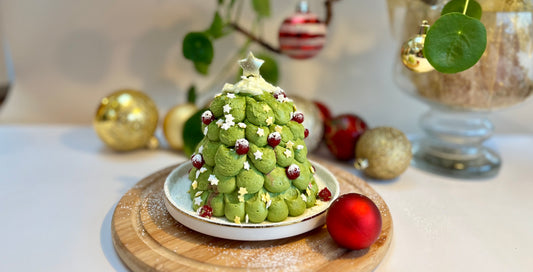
400, 20, 434, 73
163, 103, 198, 151
93, 89, 159, 151
355, 127, 412, 180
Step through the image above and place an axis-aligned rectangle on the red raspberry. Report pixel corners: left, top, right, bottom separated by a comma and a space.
267, 132, 281, 148
286, 164, 301, 180
198, 205, 213, 218
292, 112, 304, 124
201, 110, 215, 125
304, 128, 309, 138
273, 88, 286, 100
191, 154, 204, 169
318, 188, 332, 201
235, 138, 250, 155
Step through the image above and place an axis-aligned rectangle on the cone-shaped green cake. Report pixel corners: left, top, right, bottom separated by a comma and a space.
188, 52, 319, 224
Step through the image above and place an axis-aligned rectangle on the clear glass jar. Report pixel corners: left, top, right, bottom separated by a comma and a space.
389, 0, 533, 178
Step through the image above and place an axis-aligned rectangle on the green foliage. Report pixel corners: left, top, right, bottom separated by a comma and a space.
206, 12, 227, 39
424, 12, 486, 73
182, 32, 214, 74
187, 85, 197, 104
251, 0, 271, 18
441, 0, 482, 19
183, 109, 207, 157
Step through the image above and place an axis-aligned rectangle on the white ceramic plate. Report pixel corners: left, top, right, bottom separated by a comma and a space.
163, 160, 339, 241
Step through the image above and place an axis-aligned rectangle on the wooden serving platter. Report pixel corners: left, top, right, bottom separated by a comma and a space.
112, 159, 393, 271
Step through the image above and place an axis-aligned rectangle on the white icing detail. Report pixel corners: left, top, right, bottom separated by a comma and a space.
223, 104, 232, 113
208, 175, 219, 186
226, 93, 236, 99
284, 149, 292, 158
253, 150, 263, 160
194, 196, 203, 206
238, 122, 247, 128
297, 145, 304, 150
256, 128, 265, 137
243, 161, 250, 170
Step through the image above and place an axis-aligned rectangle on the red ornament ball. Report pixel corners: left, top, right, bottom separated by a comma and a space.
326, 193, 382, 250
191, 154, 204, 169
278, 4, 327, 59
235, 138, 250, 155
324, 114, 368, 161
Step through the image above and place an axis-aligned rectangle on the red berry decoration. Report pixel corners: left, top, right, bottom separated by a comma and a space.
292, 112, 304, 124
324, 114, 368, 161
201, 110, 215, 125
273, 88, 286, 100
191, 154, 204, 169
267, 132, 282, 147
198, 205, 213, 218
235, 138, 250, 155
318, 188, 332, 201
286, 164, 301, 180
304, 128, 309, 138
278, 1, 327, 59
326, 193, 382, 250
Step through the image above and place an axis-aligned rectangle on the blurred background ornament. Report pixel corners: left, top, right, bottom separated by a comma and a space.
163, 103, 197, 151
278, 0, 327, 59
400, 20, 434, 73
93, 89, 159, 151
355, 127, 412, 180
291, 95, 323, 151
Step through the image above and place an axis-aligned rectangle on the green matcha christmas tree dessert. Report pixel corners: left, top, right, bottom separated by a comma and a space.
187, 52, 331, 224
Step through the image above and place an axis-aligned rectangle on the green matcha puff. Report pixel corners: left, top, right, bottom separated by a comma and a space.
187, 52, 324, 223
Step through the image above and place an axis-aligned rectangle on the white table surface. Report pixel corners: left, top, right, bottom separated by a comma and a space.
1, 124, 532, 271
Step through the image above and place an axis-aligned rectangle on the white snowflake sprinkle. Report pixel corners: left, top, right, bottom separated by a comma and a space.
194, 196, 203, 206
262, 104, 270, 112
221, 122, 233, 130
216, 119, 224, 127
203, 127, 208, 135
198, 145, 204, 154
256, 128, 265, 137
297, 145, 304, 150
208, 175, 219, 186
195, 170, 201, 179
238, 122, 247, 128
199, 167, 207, 173
195, 191, 203, 197
275, 125, 283, 133
192, 180, 198, 189
227, 93, 236, 99
223, 104, 232, 113
243, 161, 250, 170
254, 150, 263, 160
266, 199, 272, 209
284, 149, 292, 158
234, 216, 241, 224
225, 114, 235, 123
301, 194, 307, 202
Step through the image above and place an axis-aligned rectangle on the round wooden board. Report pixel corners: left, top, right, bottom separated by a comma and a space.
112, 159, 393, 272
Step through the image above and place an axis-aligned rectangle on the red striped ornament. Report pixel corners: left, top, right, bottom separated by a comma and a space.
278, 2, 326, 59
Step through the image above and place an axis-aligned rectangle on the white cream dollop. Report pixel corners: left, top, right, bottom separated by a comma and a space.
222, 75, 277, 96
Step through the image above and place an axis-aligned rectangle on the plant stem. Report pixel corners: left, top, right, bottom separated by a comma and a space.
463, 0, 470, 15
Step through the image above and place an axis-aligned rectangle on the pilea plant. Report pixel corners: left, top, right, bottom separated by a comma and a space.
424, 0, 487, 73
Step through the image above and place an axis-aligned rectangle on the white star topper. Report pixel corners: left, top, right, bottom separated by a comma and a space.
239, 52, 264, 77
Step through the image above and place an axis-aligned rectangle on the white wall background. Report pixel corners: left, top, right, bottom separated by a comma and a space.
0, 0, 531, 135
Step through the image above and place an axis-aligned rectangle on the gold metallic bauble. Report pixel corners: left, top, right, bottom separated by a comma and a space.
355, 127, 412, 180
400, 20, 434, 73
93, 89, 159, 151
163, 103, 198, 151
291, 95, 324, 151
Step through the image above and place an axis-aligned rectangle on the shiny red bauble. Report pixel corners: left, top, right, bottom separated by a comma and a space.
278, 6, 327, 59
326, 193, 382, 250
324, 114, 368, 161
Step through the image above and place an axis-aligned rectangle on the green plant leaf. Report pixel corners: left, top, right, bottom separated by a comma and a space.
206, 12, 226, 39
441, 0, 482, 20
256, 53, 279, 85
182, 32, 214, 64
251, 0, 270, 17
194, 61, 209, 75
424, 12, 486, 74
187, 85, 196, 104
183, 108, 207, 157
